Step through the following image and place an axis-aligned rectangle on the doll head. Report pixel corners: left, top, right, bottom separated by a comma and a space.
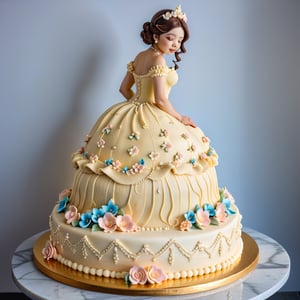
140, 5, 189, 69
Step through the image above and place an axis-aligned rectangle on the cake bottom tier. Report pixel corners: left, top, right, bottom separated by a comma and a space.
48, 206, 243, 280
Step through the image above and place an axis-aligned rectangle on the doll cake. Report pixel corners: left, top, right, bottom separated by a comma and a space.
41, 5, 244, 288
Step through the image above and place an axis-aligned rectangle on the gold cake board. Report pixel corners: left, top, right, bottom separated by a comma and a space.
33, 231, 258, 296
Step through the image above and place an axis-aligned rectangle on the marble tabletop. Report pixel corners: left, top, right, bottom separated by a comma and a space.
11, 227, 290, 300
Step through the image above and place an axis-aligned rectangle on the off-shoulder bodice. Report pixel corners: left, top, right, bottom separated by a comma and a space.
127, 61, 178, 104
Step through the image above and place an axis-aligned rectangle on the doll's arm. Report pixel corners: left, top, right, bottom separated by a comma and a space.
153, 76, 182, 120
153, 76, 196, 127
119, 72, 135, 100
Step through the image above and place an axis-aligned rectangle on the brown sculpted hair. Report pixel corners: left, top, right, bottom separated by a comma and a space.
140, 9, 189, 69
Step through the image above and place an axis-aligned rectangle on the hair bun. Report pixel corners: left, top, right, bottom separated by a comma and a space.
140, 21, 154, 45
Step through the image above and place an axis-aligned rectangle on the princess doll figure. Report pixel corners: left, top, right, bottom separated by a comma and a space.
70, 5, 219, 229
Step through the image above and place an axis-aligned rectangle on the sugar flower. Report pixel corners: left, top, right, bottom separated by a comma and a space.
79, 211, 93, 228
199, 152, 208, 160
201, 136, 210, 143
91, 207, 105, 223
184, 210, 196, 224
98, 212, 117, 233
42, 240, 57, 261
89, 154, 99, 163
102, 199, 119, 215
104, 158, 113, 166
128, 146, 139, 156
102, 124, 112, 134
203, 203, 216, 217
220, 187, 236, 215
190, 158, 196, 166
160, 141, 172, 152
65, 205, 80, 225
97, 138, 105, 148
215, 203, 227, 223
59, 188, 71, 201
146, 265, 167, 284
122, 166, 129, 174
130, 162, 144, 174
128, 266, 148, 285
116, 214, 136, 232
195, 208, 210, 228
148, 151, 159, 160
57, 196, 69, 213
159, 128, 168, 137
180, 220, 192, 231
181, 132, 189, 139
128, 131, 140, 140
223, 187, 235, 202
112, 160, 121, 170
188, 144, 196, 152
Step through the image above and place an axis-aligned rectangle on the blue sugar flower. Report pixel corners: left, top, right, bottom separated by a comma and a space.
104, 158, 113, 166
203, 203, 216, 217
102, 199, 119, 215
139, 158, 145, 166
79, 211, 93, 228
57, 196, 69, 213
207, 147, 214, 156
221, 198, 236, 215
189, 158, 196, 165
184, 210, 196, 224
122, 166, 129, 173
91, 207, 105, 223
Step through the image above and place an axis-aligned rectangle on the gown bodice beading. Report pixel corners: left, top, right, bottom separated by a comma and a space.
129, 63, 178, 105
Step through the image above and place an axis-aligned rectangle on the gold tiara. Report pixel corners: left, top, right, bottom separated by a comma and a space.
162, 5, 187, 22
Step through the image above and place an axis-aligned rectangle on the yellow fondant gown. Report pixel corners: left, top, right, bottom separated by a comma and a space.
70, 62, 220, 229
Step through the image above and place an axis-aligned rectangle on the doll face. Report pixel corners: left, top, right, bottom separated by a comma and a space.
156, 27, 184, 55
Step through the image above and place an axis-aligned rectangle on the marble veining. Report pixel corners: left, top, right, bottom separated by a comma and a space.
11, 228, 290, 300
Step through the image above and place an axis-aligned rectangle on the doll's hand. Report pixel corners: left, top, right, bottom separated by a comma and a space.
181, 115, 197, 128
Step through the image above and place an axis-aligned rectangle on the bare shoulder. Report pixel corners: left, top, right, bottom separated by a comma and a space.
151, 55, 166, 67
133, 49, 166, 75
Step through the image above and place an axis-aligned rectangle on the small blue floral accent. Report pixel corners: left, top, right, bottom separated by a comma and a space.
122, 166, 129, 173
102, 199, 119, 215
83, 151, 89, 158
221, 197, 236, 215
79, 211, 93, 228
207, 147, 214, 156
91, 208, 105, 223
139, 158, 145, 166
128, 132, 140, 140
203, 203, 216, 217
184, 210, 196, 224
57, 196, 69, 213
104, 158, 113, 165
190, 158, 196, 165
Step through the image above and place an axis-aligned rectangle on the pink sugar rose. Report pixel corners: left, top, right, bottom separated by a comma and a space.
146, 266, 167, 284
116, 214, 136, 232
65, 205, 80, 224
42, 240, 57, 261
59, 188, 71, 201
129, 266, 148, 285
215, 203, 227, 223
98, 212, 117, 233
195, 208, 210, 228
